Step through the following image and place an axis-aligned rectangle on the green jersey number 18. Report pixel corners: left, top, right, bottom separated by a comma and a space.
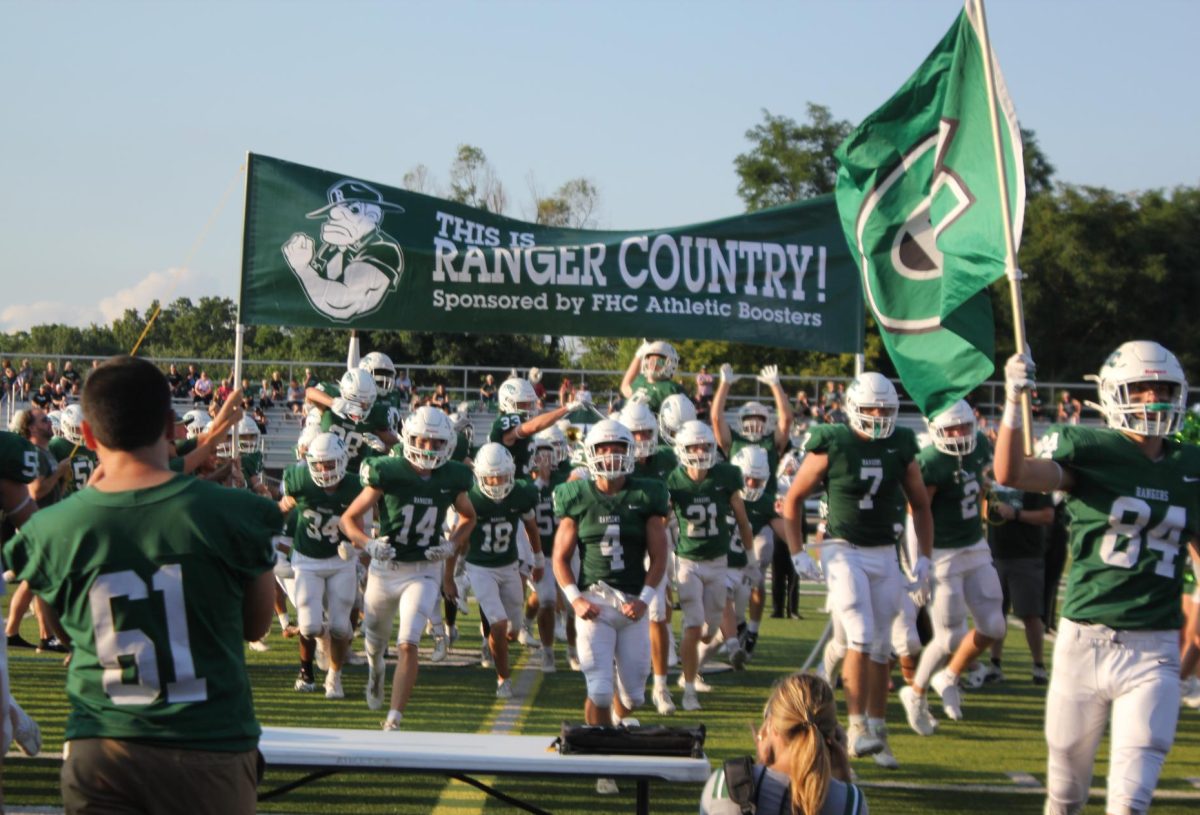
479, 521, 514, 554
90, 564, 207, 706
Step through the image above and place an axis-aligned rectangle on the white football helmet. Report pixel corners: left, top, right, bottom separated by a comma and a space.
59, 404, 84, 445
1087, 340, 1188, 437
737, 401, 772, 442
658, 393, 698, 446
306, 432, 349, 488
358, 351, 396, 395
547, 424, 570, 466
639, 340, 679, 382
498, 377, 538, 417
845, 373, 899, 439
531, 429, 558, 470
473, 442, 516, 501
618, 400, 659, 459
337, 368, 378, 423
401, 406, 454, 470
217, 416, 261, 458
927, 399, 978, 456
182, 408, 210, 440
732, 445, 771, 503
776, 449, 803, 482
583, 419, 636, 481
45, 410, 63, 439
674, 420, 717, 470
295, 423, 321, 460
451, 402, 474, 445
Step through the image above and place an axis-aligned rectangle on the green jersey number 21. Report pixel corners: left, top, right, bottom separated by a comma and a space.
90, 565, 207, 706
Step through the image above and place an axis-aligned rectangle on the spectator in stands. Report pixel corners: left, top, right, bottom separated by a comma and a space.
286, 379, 305, 416
185, 363, 199, 392
192, 370, 214, 405
18, 359, 33, 397
87, 359, 102, 379
270, 370, 285, 402
479, 374, 497, 409
794, 388, 813, 420
2, 362, 16, 399
396, 369, 412, 403
61, 361, 81, 390
251, 404, 268, 434
529, 368, 547, 407
430, 382, 451, 412
166, 363, 185, 397
31, 384, 52, 410
824, 399, 847, 425
1055, 389, 1082, 425
41, 361, 58, 390
215, 377, 234, 407
50, 383, 69, 411
699, 672, 864, 815
258, 378, 274, 409
68, 380, 82, 404
694, 365, 714, 412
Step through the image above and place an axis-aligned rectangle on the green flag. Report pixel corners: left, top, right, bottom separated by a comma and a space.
835, 0, 1024, 418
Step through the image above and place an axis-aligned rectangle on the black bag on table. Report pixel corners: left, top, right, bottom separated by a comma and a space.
553, 722, 706, 759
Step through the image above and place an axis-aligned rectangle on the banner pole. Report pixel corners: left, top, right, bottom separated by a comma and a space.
972, 0, 1033, 455
853, 353, 865, 377
232, 152, 254, 462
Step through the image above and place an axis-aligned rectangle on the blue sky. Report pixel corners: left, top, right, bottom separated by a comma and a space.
1, 0, 1196, 332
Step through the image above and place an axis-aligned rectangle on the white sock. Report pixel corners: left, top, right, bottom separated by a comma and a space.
277, 612, 290, 629
867, 717, 886, 733
848, 713, 866, 729
386, 709, 403, 725
747, 620, 760, 634
653, 674, 668, 691
684, 681, 696, 694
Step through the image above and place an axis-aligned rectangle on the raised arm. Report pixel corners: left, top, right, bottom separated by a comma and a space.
757, 365, 794, 453
993, 353, 1076, 493
711, 363, 735, 453
619, 342, 649, 399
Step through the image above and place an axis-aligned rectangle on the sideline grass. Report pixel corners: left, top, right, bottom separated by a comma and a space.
6, 593, 1199, 813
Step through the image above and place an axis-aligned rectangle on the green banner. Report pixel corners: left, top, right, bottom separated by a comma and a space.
239, 154, 863, 353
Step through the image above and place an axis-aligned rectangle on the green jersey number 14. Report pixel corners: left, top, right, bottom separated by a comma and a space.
90, 565, 207, 706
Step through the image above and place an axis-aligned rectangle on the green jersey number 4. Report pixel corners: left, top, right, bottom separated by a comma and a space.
1101, 497, 1184, 578
599, 523, 625, 570
90, 565, 207, 706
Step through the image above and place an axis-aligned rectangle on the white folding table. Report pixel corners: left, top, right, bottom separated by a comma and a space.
258, 725, 712, 814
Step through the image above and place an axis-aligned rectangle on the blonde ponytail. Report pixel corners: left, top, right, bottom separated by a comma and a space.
762, 673, 839, 815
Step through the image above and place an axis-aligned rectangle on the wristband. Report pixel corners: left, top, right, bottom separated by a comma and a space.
533, 552, 545, 569
638, 584, 657, 605
562, 584, 582, 603
1001, 400, 1023, 429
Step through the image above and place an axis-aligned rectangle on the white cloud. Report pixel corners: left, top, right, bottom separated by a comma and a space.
1, 267, 208, 333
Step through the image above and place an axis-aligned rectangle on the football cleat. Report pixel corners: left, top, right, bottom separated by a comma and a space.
984, 663, 1006, 684
678, 673, 713, 693
619, 717, 640, 728
729, 647, 748, 671
346, 650, 367, 666
1032, 665, 1050, 686
541, 649, 556, 673
870, 723, 900, 769
249, 639, 270, 653
481, 642, 495, 669
567, 646, 581, 672
653, 687, 676, 716
448, 625, 460, 646
294, 671, 316, 693
931, 669, 964, 721
899, 686, 938, 737
595, 778, 620, 796
1181, 675, 1200, 708
431, 635, 448, 663
846, 722, 884, 758
963, 663, 990, 689
554, 616, 567, 641
682, 688, 702, 711
324, 671, 344, 700
496, 679, 513, 700
381, 713, 402, 732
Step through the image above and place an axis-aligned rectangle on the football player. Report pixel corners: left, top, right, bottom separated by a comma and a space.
520, 430, 572, 671
341, 406, 476, 731
454, 443, 543, 696
711, 364, 794, 657
305, 367, 399, 454
995, 341, 1200, 815
620, 340, 684, 414
657, 392, 697, 450
900, 400, 1006, 735
782, 372, 933, 767
618, 399, 679, 713
348, 339, 406, 436
47, 404, 96, 495
667, 420, 755, 711
552, 419, 669, 792
278, 433, 360, 699
490, 376, 584, 477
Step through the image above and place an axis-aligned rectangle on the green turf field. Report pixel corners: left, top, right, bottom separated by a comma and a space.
5, 591, 1199, 814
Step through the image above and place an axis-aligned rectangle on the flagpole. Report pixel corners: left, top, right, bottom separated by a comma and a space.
972, 0, 1033, 455
232, 152, 253, 460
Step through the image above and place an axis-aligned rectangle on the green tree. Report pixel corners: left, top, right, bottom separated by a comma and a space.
733, 104, 853, 211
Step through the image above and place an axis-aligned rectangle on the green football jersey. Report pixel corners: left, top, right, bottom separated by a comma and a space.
360, 456, 473, 562
281, 463, 361, 559
175, 438, 198, 457
553, 477, 670, 595
450, 430, 472, 463
48, 437, 97, 495
629, 375, 683, 414
531, 477, 558, 554
1045, 424, 1200, 630
0, 431, 39, 485
802, 424, 919, 546
730, 431, 781, 494
726, 511, 749, 568
321, 410, 381, 473
917, 432, 989, 550
317, 381, 396, 435
635, 446, 677, 482
667, 462, 744, 561
2, 476, 279, 751
743, 490, 779, 532
240, 451, 264, 486
466, 480, 538, 567
489, 414, 532, 474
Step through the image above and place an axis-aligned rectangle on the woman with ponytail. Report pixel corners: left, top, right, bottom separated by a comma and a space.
700, 672, 867, 814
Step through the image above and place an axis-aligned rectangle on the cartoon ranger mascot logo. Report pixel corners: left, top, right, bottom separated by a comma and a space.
282, 179, 405, 322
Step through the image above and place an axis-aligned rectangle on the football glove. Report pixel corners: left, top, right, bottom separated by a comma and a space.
757, 364, 781, 388
907, 555, 932, 606
424, 540, 457, 562
338, 541, 359, 562
361, 433, 387, 453
791, 551, 822, 581
366, 539, 396, 562
1004, 352, 1036, 404
719, 363, 736, 385
635, 339, 654, 359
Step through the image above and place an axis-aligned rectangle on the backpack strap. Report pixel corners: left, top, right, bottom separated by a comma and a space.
721, 756, 758, 815
841, 782, 863, 815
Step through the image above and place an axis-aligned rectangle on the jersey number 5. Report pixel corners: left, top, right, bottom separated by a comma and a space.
89, 565, 207, 705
